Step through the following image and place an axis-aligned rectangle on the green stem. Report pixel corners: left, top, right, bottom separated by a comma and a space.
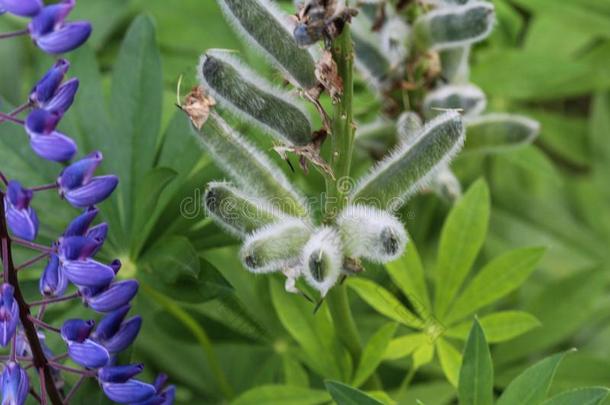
142, 284, 234, 400
326, 284, 361, 363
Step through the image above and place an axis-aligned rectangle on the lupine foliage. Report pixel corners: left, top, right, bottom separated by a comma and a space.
1, 0, 609, 404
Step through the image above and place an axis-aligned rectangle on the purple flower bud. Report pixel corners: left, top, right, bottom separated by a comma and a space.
29, 130, 78, 163
29, 2, 91, 54
60, 236, 101, 261
85, 281, 139, 313
61, 319, 95, 343
0, 0, 42, 17
4, 181, 39, 241
94, 306, 130, 341
39, 254, 68, 297
30, 59, 70, 105
67, 338, 110, 369
102, 316, 142, 354
64, 175, 119, 208
61, 258, 115, 288
0, 284, 19, 347
46, 77, 79, 115
64, 207, 99, 237
25, 108, 61, 136
110, 259, 122, 274
98, 364, 144, 383
58, 151, 103, 190
102, 380, 156, 404
1, 362, 29, 405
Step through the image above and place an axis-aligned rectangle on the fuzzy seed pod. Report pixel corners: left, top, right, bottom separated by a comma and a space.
429, 166, 462, 202
217, 0, 317, 89
336, 205, 408, 263
414, 2, 496, 51
350, 111, 465, 212
199, 51, 313, 146
352, 22, 391, 91
380, 17, 410, 66
465, 113, 540, 153
440, 47, 471, 84
204, 182, 283, 239
195, 113, 309, 217
423, 84, 487, 119
240, 219, 311, 274
396, 112, 423, 144
301, 227, 343, 297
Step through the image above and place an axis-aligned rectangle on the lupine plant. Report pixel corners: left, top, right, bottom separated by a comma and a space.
0, 1, 173, 404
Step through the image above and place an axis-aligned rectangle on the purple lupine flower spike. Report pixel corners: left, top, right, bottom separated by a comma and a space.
25, 108, 77, 162
58, 152, 118, 208
102, 380, 157, 404
0, 284, 19, 347
28, 1, 91, 54
0, 0, 42, 17
30, 59, 70, 105
39, 254, 68, 297
98, 364, 144, 383
4, 180, 39, 241
85, 280, 139, 313
1, 362, 29, 405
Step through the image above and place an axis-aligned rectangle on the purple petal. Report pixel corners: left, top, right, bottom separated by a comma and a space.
86, 223, 108, 256
64, 175, 119, 208
0, 0, 42, 17
1, 362, 29, 405
28, 3, 74, 37
40, 255, 68, 297
103, 316, 142, 354
67, 339, 109, 369
61, 319, 95, 343
61, 258, 115, 288
30, 59, 70, 104
93, 306, 130, 341
102, 380, 156, 404
29, 131, 77, 163
58, 151, 103, 190
60, 236, 101, 261
5, 202, 39, 242
64, 207, 99, 237
45, 77, 79, 115
0, 284, 18, 347
86, 281, 139, 313
98, 364, 144, 383
34, 21, 92, 54
25, 108, 61, 136
6, 180, 33, 209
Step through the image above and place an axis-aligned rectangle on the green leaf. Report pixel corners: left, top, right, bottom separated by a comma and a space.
347, 278, 424, 329
458, 319, 493, 405
590, 92, 610, 179
413, 340, 435, 369
352, 29, 391, 87
352, 323, 397, 387
350, 111, 465, 211
446, 311, 541, 343
217, 0, 317, 89
282, 355, 309, 388
200, 51, 313, 146
109, 15, 163, 233
384, 333, 428, 361
434, 179, 490, 318
196, 114, 309, 217
497, 351, 573, 405
385, 237, 432, 320
325, 380, 384, 405
131, 167, 177, 257
437, 338, 462, 388
232, 385, 330, 405
541, 388, 609, 405
446, 247, 545, 324
464, 114, 540, 154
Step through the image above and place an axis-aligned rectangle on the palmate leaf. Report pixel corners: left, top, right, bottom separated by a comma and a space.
434, 179, 490, 319
497, 351, 573, 405
464, 113, 541, 153
195, 113, 309, 217
350, 111, 465, 211
199, 51, 313, 146
232, 385, 331, 405
383, 333, 428, 361
458, 319, 493, 405
445, 247, 545, 324
216, 0, 317, 89
437, 338, 462, 387
446, 311, 541, 343
325, 380, 384, 405
352, 323, 397, 387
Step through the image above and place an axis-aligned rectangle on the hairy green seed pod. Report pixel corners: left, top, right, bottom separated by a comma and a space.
196, 113, 309, 217
217, 0, 317, 89
199, 51, 313, 146
441, 47, 471, 84
414, 2, 496, 51
301, 227, 343, 297
397, 112, 423, 143
352, 25, 391, 90
350, 111, 465, 212
429, 166, 462, 202
336, 205, 408, 263
204, 181, 284, 238
240, 219, 311, 274
423, 84, 487, 118
464, 113, 541, 153
380, 17, 410, 66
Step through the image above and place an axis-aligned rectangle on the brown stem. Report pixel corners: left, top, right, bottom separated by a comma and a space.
0, 190, 63, 405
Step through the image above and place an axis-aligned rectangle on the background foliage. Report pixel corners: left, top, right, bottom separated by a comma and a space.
0, 0, 609, 404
